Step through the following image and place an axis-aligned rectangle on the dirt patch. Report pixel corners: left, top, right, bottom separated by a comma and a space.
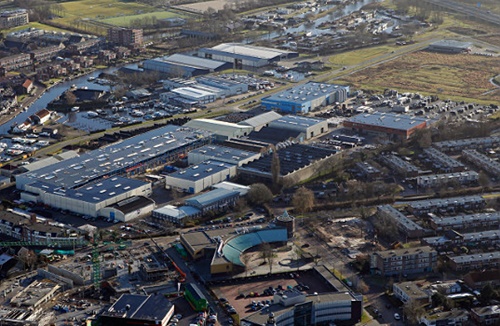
447, 27, 487, 36
339, 51, 500, 102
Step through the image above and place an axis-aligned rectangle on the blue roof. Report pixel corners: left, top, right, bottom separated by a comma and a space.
185, 188, 239, 207
263, 82, 348, 105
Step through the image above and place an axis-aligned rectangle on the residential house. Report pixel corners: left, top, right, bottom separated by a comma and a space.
393, 281, 431, 305
471, 305, 500, 325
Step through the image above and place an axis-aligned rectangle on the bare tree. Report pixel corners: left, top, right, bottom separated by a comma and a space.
292, 187, 315, 214
260, 243, 275, 274
241, 253, 251, 277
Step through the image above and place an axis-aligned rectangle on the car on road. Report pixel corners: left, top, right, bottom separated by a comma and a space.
394, 313, 401, 320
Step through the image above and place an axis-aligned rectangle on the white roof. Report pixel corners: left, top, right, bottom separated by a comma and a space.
212, 43, 291, 60
185, 119, 253, 136
239, 111, 282, 128
171, 87, 216, 99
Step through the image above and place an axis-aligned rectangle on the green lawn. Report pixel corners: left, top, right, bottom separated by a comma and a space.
99, 11, 182, 26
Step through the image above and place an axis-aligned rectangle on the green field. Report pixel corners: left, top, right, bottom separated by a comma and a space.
100, 11, 180, 27
328, 45, 398, 67
5, 22, 70, 34
51, 0, 183, 33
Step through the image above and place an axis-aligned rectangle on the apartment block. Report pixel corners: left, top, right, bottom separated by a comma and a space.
379, 154, 419, 177
0, 9, 28, 29
377, 205, 425, 238
423, 147, 466, 173
370, 246, 438, 276
462, 149, 500, 178
416, 171, 478, 188
448, 251, 500, 272
428, 212, 500, 231
434, 136, 500, 153
107, 28, 143, 46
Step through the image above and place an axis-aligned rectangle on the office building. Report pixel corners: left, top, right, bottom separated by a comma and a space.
370, 246, 438, 276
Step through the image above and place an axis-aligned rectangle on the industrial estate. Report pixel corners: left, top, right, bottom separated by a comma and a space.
0, 0, 499, 325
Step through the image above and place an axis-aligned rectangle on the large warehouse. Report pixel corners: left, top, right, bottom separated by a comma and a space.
188, 144, 261, 166
261, 82, 349, 113
268, 115, 328, 140
185, 118, 254, 140
198, 43, 298, 68
165, 160, 237, 193
16, 125, 213, 218
344, 112, 427, 140
143, 53, 231, 77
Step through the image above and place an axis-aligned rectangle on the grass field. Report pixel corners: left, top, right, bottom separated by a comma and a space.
51, 0, 182, 32
99, 11, 180, 26
336, 52, 500, 104
5, 22, 70, 34
328, 45, 398, 68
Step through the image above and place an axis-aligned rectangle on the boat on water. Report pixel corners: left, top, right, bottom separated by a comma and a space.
87, 77, 96, 82
87, 111, 99, 118
71, 106, 80, 112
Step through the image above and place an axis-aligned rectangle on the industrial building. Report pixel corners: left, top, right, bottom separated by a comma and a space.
370, 246, 438, 277
16, 125, 213, 218
169, 87, 217, 104
238, 144, 337, 186
198, 43, 298, 68
100, 294, 175, 326
261, 82, 349, 113
427, 40, 472, 53
143, 53, 231, 77
22, 176, 152, 219
212, 181, 250, 195
268, 115, 329, 140
238, 111, 282, 131
152, 188, 239, 224
185, 119, 254, 140
196, 76, 249, 97
344, 112, 427, 140
187, 144, 261, 166
165, 161, 237, 193
100, 196, 156, 222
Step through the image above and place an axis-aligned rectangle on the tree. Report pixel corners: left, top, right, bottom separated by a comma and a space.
480, 283, 499, 305
271, 148, 281, 186
292, 187, 315, 214
247, 183, 273, 205
403, 300, 425, 325
241, 253, 251, 277
372, 214, 398, 242
260, 243, 275, 274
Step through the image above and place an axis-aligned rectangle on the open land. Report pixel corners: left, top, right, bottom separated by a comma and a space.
337, 51, 500, 103
99, 11, 182, 27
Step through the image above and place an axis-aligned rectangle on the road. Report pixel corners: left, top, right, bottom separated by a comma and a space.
422, 0, 500, 26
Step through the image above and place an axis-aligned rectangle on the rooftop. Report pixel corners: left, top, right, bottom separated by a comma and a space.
263, 82, 347, 105
27, 176, 149, 203
347, 111, 427, 131
238, 111, 282, 128
153, 205, 200, 220
148, 53, 228, 70
110, 196, 155, 214
204, 43, 296, 60
185, 188, 239, 207
102, 294, 173, 321
269, 114, 326, 128
167, 160, 235, 182
375, 246, 435, 259
189, 144, 259, 164
171, 86, 216, 99
17, 125, 213, 190
394, 281, 429, 300
239, 144, 336, 176
449, 251, 500, 264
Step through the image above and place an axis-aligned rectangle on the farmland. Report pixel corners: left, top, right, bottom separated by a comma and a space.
51, 0, 183, 34
336, 51, 500, 104
328, 45, 398, 68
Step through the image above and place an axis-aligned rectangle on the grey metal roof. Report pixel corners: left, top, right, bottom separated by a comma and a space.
189, 145, 258, 163
168, 160, 235, 181
152, 53, 228, 70
103, 294, 173, 321
27, 176, 148, 203
430, 212, 500, 227
238, 111, 282, 128
263, 82, 348, 105
449, 251, 500, 264
185, 188, 239, 207
17, 125, 213, 190
347, 111, 427, 131
203, 43, 296, 60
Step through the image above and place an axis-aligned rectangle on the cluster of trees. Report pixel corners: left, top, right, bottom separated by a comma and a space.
14, 0, 63, 22
371, 213, 398, 242
394, 0, 445, 24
